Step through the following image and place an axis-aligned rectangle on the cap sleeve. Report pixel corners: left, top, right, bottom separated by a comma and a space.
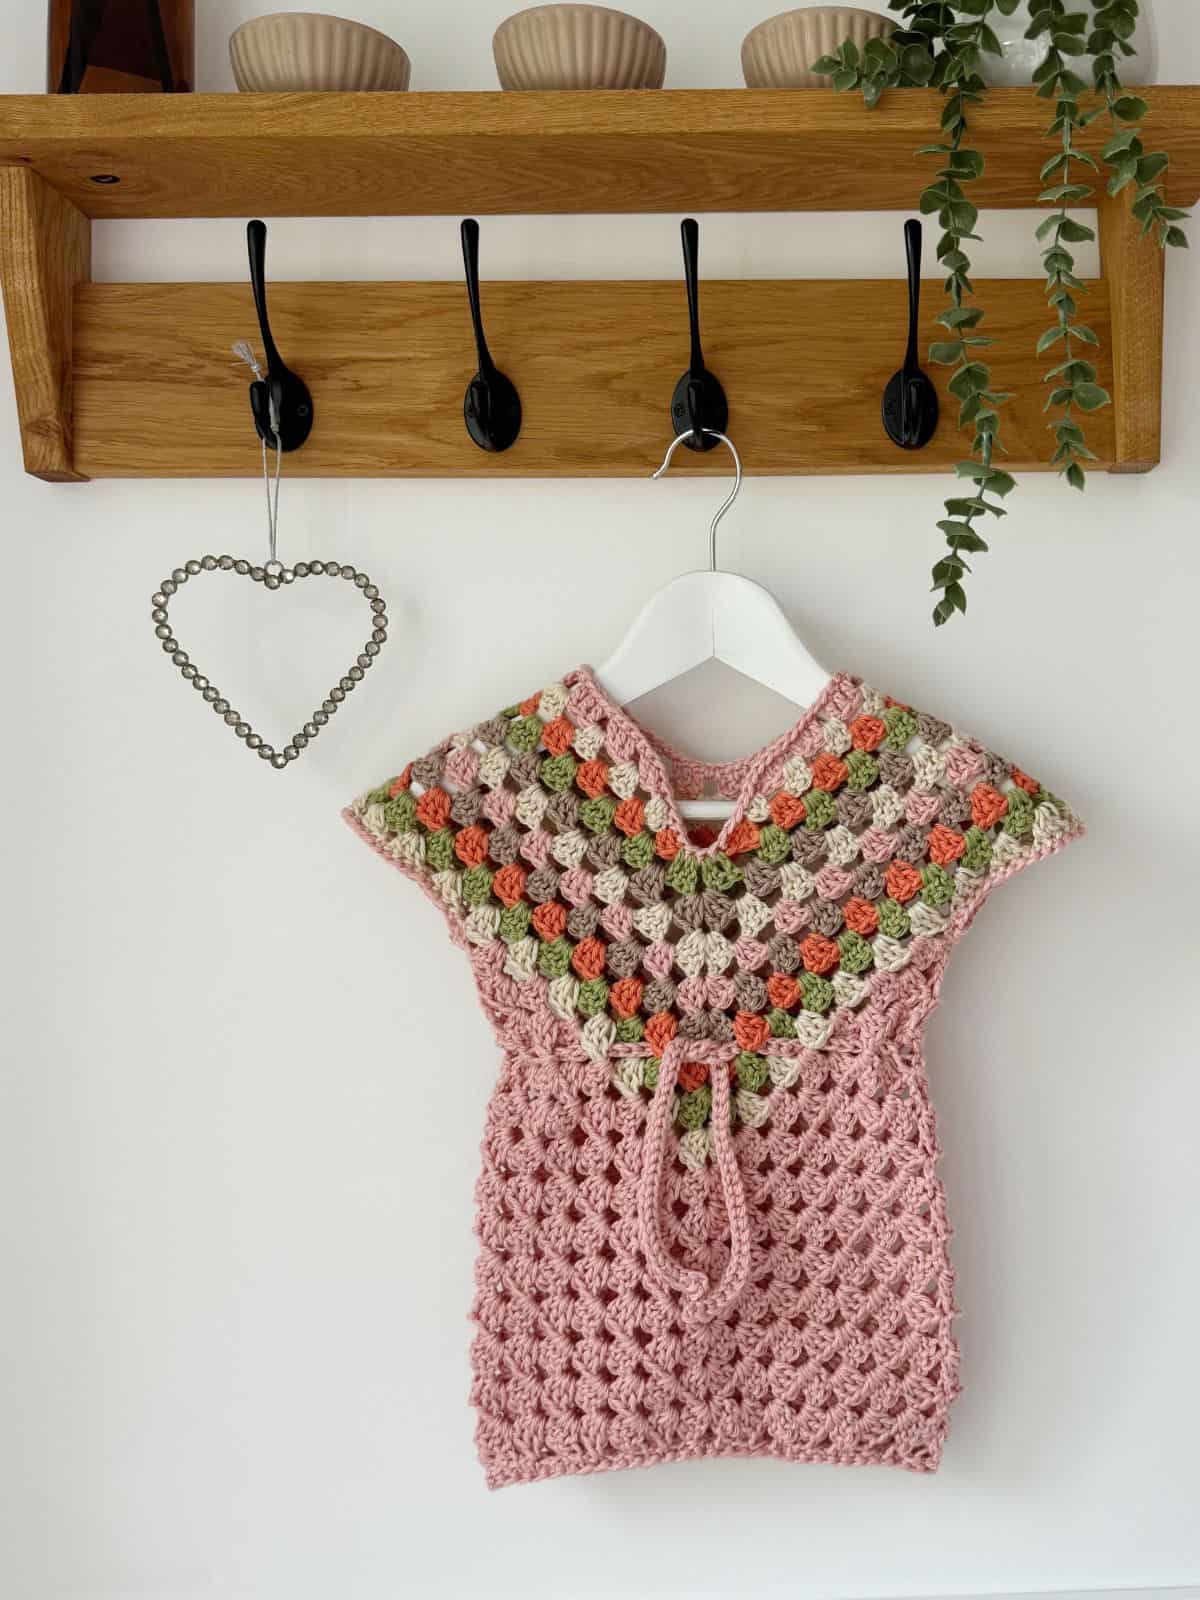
904, 707, 1084, 934
341, 689, 559, 949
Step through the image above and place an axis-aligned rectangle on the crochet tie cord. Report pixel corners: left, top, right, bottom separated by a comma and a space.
344, 668, 1082, 1487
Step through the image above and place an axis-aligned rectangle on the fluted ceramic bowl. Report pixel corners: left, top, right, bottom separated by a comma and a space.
742, 5, 896, 89
230, 13, 411, 92
493, 4, 666, 91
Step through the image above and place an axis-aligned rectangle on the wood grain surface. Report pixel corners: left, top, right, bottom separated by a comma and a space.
70, 276, 1116, 478
1099, 188, 1165, 473
1, 88, 1197, 219
0, 167, 90, 481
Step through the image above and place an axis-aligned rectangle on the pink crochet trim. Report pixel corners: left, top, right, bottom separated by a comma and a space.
566, 664, 855, 855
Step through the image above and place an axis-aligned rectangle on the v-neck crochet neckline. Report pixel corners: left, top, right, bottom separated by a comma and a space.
567, 664, 849, 860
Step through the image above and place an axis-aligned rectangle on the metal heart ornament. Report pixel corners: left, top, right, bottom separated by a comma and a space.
151, 555, 388, 769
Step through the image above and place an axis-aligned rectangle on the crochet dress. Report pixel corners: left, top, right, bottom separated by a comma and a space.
345, 668, 1081, 1488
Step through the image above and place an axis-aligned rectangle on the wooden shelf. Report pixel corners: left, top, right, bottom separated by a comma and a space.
0, 87, 1191, 480
1, 87, 1198, 219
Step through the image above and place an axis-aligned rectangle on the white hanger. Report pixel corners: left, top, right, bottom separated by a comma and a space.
595, 429, 830, 822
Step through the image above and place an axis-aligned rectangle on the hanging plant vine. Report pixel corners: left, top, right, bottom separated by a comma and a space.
814, 0, 1188, 625
1089, 2, 1189, 247
1031, 2, 1109, 491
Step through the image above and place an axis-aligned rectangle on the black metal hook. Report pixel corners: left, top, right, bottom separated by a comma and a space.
461, 219, 522, 453
245, 220, 313, 453
670, 218, 728, 453
882, 219, 939, 451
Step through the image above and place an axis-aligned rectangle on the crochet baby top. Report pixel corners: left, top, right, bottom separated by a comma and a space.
345, 667, 1081, 1488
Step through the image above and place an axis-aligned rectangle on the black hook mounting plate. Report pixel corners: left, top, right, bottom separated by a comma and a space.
882, 370, 939, 450
464, 371, 522, 453
248, 374, 313, 454
671, 370, 728, 452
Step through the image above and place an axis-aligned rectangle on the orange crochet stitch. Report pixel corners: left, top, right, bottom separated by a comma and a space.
345, 668, 1082, 1488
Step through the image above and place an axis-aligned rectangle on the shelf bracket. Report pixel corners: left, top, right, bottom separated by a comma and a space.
1098, 185, 1165, 474
0, 166, 91, 482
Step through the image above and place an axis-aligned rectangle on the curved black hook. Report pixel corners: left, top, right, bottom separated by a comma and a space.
245, 220, 313, 453
461, 219, 521, 453
670, 218, 728, 453
882, 219, 939, 451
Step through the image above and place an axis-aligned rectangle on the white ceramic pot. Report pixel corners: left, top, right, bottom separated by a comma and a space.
982, 1, 1155, 87
493, 5, 667, 91
742, 6, 897, 90
229, 13, 412, 92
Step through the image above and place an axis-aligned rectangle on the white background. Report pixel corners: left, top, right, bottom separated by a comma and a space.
2, 3, 1198, 1597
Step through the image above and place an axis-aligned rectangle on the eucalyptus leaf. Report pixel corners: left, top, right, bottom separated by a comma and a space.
1113, 94, 1149, 121
901, 44, 936, 82
938, 306, 984, 329
1108, 159, 1138, 194
1073, 382, 1111, 411
931, 558, 966, 585
930, 341, 966, 365
949, 528, 990, 553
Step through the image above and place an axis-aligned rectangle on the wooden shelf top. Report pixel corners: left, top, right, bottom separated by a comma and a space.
1, 86, 1198, 220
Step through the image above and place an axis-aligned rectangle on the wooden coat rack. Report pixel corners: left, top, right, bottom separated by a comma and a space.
1, 88, 1197, 483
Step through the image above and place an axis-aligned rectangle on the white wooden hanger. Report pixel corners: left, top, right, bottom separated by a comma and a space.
595, 429, 830, 822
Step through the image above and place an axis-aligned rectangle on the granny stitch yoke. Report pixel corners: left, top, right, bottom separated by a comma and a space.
345, 667, 1082, 1488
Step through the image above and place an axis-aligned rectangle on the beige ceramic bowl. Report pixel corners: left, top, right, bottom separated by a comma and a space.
493, 4, 666, 91
230, 13, 411, 92
742, 5, 897, 89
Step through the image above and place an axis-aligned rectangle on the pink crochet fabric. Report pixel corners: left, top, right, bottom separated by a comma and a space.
344, 668, 1082, 1487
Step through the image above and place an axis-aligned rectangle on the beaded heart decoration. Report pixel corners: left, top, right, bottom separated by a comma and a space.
151, 555, 389, 770
151, 343, 389, 769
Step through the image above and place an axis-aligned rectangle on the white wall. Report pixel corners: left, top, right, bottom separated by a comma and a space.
2, 4, 1198, 1598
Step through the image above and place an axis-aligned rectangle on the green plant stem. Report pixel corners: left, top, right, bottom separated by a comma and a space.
1031, 4, 1108, 488
1089, 2, 1190, 248
920, 8, 1016, 625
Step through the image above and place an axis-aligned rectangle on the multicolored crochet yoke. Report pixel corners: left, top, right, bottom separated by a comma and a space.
345, 666, 1082, 1486
348, 668, 1077, 1154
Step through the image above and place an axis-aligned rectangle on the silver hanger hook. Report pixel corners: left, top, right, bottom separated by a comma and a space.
652, 429, 742, 573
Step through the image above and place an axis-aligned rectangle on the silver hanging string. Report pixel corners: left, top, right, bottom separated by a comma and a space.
262, 396, 282, 568
652, 428, 743, 572
233, 340, 283, 569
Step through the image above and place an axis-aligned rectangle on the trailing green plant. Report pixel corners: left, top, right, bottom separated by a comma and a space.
1031, 3, 1109, 491
1089, 2, 1188, 246
814, 0, 1188, 625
